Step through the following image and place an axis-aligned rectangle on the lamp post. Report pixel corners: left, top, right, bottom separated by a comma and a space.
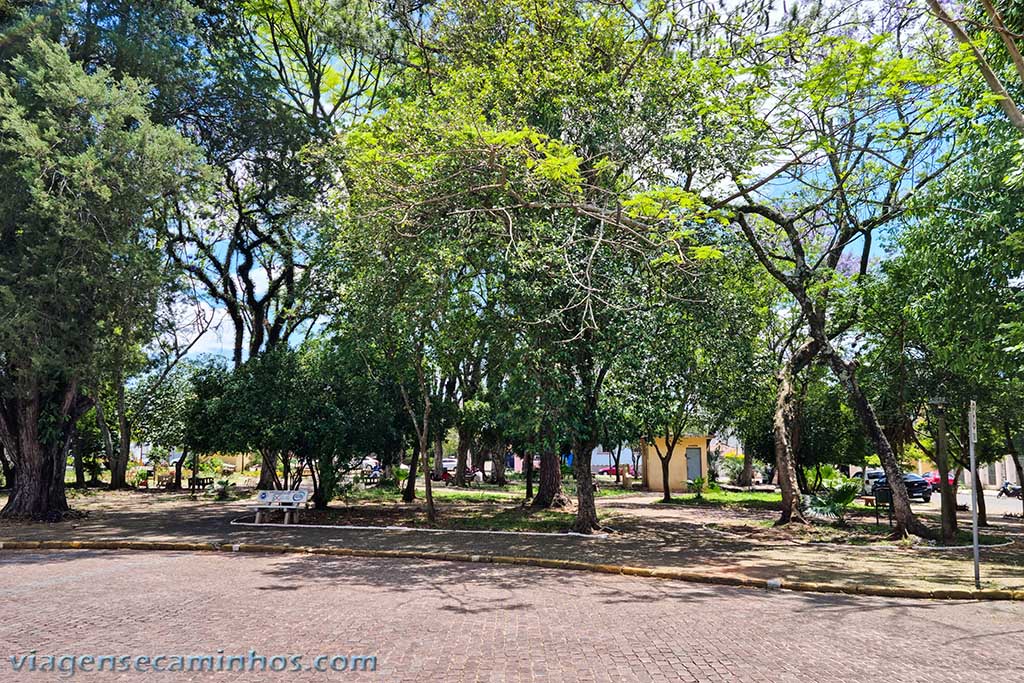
968, 400, 980, 589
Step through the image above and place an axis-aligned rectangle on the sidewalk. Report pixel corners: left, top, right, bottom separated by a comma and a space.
2, 490, 1022, 597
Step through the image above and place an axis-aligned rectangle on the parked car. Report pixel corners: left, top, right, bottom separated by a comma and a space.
922, 470, 956, 489
859, 469, 885, 494
598, 465, 633, 476
441, 458, 458, 472
872, 473, 932, 503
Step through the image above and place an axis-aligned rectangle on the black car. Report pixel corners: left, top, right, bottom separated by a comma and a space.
872, 473, 932, 503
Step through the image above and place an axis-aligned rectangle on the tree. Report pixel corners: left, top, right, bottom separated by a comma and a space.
128, 365, 196, 489
659, 6, 973, 536
0, 37, 201, 518
611, 254, 762, 502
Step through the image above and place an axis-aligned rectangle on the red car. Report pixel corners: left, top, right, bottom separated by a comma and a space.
922, 471, 957, 489
598, 465, 633, 476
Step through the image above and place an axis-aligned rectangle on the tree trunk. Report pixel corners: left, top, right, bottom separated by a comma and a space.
471, 446, 486, 472
935, 408, 957, 544
822, 348, 932, 538
738, 444, 753, 487
109, 379, 131, 489
570, 440, 600, 533
422, 434, 436, 523
973, 460, 989, 527
433, 430, 444, 480
491, 447, 507, 486
0, 391, 72, 520
524, 451, 534, 500
533, 448, 568, 508
257, 449, 280, 489
613, 445, 622, 484
660, 455, 672, 503
773, 357, 806, 524
173, 448, 187, 490
402, 445, 420, 503
455, 428, 471, 487
71, 430, 86, 488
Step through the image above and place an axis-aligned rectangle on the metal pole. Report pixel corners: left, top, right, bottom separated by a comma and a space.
969, 400, 980, 590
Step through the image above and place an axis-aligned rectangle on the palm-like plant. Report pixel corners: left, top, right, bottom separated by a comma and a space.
807, 480, 862, 525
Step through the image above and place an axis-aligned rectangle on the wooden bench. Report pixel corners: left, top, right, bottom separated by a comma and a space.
251, 490, 310, 524
188, 476, 214, 490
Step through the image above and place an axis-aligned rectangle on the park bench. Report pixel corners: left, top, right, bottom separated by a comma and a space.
188, 476, 214, 490
251, 489, 310, 524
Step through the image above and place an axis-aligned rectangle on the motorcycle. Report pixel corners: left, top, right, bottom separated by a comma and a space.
997, 481, 1023, 499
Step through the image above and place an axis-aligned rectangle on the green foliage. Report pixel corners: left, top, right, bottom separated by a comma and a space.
807, 479, 862, 525
691, 476, 706, 500
0, 36, 202, 387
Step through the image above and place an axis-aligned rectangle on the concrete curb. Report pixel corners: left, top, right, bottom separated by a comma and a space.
1, 538, 1021, 601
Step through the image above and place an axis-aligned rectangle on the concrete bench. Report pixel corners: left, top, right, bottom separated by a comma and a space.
251, 490, 309, 524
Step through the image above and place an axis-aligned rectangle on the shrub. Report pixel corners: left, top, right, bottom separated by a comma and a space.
807, 479, 861, 525
691, 476, 706, 500
721, 455, 744, 485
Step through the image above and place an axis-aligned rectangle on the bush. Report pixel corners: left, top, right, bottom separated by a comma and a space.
721, 455, 744, 485
691, 476, 706, 500
200, 456, 225, 477
807, 479, 861, 525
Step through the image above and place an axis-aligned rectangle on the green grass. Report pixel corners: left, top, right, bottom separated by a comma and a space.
442, 507, 584, 533
653, 489, 783, 510
334, 485, 522, 505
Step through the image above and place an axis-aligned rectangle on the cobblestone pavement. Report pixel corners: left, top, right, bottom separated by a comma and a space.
0, 550, 1021, 682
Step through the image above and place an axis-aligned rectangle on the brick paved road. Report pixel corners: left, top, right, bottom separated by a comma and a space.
0, 551, 1020, 682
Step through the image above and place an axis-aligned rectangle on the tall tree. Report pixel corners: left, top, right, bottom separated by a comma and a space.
0, 37, 201, 517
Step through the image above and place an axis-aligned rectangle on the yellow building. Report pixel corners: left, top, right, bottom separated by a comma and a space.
641, 436, 710, 493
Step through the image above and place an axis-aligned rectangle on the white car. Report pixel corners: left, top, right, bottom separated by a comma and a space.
859, 469, 885, 494
441, 458, 458, 472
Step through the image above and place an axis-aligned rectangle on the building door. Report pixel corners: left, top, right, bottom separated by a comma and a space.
685, 447, 701, 481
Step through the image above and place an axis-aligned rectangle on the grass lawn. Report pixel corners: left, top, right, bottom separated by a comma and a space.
653, 489, 783, 510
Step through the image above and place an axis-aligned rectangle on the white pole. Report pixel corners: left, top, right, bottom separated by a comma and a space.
968, 400, 980, 590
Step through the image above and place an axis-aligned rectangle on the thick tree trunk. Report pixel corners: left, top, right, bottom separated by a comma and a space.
0, 392, 72, 520
533, 448, 568, 508
491, 448, 507, 486
570, 440, 600, 533
738, 445, 753, 487
455, 428, 471, 487
403, 445, 420, 503
822, 349, 933, 539
660, 455, 672, 503
773, 358, 806, 524
935, 409, 957, 544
